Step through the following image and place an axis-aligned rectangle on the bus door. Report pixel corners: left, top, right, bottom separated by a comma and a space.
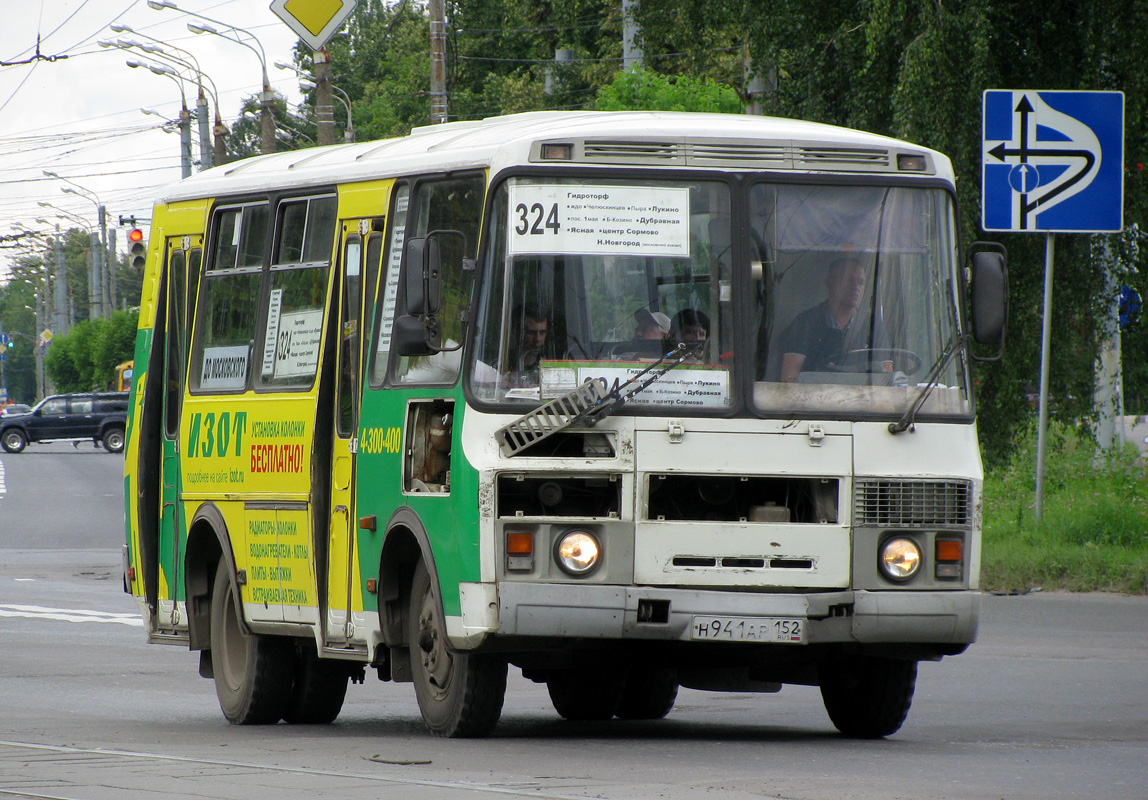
324, 219, 383, 650
158, 235, 201, 632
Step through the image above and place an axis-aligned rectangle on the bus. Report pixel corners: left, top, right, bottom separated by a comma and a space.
123, 111, 1006, 738
115, 361, 134, 392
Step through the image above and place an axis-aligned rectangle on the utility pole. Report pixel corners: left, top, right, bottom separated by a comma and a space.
428, 0, 448, 124
622, 0, 643, 70
98, 205, 109, 318
49, 227, 68, 335
314, 48, 336, 145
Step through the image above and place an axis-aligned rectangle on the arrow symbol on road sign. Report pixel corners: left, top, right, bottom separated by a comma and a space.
987, 94, 1099, 230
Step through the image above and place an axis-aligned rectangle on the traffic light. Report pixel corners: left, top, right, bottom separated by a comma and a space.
129, 228, 147, 270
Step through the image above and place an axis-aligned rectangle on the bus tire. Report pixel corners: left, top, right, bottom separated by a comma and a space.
1, 429, 27, 453
409, 560, 506, 737
102, 427, 125, 453
547, 670, 625, 720
283, 648, 349, 725
210, 560, 293, 725
818, 655, 917, 738
615, 667, 678, 720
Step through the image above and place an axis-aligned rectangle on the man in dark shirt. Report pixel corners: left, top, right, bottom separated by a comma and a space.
779, 257, 890, 382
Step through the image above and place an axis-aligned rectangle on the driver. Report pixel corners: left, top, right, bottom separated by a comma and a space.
778, 257, 892, 382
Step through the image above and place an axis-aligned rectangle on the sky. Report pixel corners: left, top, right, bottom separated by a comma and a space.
0, 0, 308, 281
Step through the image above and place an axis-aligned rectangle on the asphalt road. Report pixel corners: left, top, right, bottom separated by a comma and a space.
0, 446, 1145, 800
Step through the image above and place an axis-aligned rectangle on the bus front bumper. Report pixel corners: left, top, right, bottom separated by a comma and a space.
486, 582, 979, 647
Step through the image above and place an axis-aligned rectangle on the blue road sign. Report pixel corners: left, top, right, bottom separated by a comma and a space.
0, 334, 9, 344
982, 90, 1124, 233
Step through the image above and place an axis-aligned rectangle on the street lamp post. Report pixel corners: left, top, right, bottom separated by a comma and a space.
43, 172, 108, 319
126, 59, 193, 178
37, 202, 98, 327
108, 24, 225, 168
148, 0, 277, 154
32, 218, 70, 336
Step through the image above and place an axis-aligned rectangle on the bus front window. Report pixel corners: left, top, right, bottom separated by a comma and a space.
751, 183, 970, 419
470, 177, 733, 411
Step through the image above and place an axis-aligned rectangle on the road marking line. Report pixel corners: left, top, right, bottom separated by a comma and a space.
0, 604, 143, 626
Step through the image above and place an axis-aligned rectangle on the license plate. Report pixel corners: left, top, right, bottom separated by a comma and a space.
690, 616, 805, 643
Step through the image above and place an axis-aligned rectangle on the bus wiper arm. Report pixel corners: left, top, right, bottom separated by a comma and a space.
494, 343, 696, 457
888, 335, 966, 435
580, 342, 696, 426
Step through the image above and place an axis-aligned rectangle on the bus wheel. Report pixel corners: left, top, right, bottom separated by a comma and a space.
547, 670, 625, 720
102, 427, 125, 453
818, 656, 917, 738
409, 560, 506, 737
1, 429, 27, 453
282, 647, 349, 724
616, 667, 678, 720
209, 560, 293, 724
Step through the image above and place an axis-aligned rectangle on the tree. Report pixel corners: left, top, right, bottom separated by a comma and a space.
44, 310, 138, 393
595, 67, 742, 113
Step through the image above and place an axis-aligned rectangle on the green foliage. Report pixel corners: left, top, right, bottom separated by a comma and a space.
246, 0, 1148, 469
44, 310, 139, 393
982, 421, 1148, 593
595, 68, 742, 113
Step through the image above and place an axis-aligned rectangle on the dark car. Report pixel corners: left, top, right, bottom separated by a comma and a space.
0, 392, 129, 454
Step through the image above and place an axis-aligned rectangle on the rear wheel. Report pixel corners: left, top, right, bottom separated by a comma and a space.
409, 560, 506, 737
101, 427, 125, 453
1, 428, 27, 453
547, 669, 625, 720
616, 667, 678, 720
209, 560, 293, 724
282, 647, 350, 724
819, 656, 917, 738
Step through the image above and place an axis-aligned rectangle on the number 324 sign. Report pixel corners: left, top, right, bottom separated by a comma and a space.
507, 184, 691, 258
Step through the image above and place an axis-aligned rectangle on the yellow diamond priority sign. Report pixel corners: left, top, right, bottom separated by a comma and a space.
270, 0, 357, 51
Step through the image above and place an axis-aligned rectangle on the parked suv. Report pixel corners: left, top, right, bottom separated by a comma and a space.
0, 392, 129, 453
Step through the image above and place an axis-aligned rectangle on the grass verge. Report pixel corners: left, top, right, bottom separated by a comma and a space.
981, 422, 1148, 594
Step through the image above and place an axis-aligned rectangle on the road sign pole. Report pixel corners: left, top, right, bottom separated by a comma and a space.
1034, 232, 1055, 524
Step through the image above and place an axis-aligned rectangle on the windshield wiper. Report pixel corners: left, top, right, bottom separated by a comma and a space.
580, 342, 697, 426
494, 343, 696, 456
888, 335, 966, 435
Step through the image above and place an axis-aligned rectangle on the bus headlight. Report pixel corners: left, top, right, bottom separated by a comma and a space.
554, 530, 601, 576
879, 537, 921, 581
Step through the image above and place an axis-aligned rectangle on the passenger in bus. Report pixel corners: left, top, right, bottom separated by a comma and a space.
673, 309, 709, 343
778, 257, 891, 382
633, 308, 671, 341
672, 308, 710, 363
505, 304, 551, 388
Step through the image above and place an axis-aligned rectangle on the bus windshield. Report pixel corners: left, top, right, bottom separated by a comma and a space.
751, 183, 969, 418
470, 176, 969, 420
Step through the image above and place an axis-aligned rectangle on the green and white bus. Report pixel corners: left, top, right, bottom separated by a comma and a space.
124, 110, 1006, 738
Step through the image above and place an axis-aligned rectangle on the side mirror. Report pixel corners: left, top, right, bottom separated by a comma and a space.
393, 313, 439, 356
403, 236, 441, 316
969, 242, 1007, 360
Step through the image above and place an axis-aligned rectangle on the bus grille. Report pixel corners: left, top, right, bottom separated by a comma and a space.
853, 480, 971, 527
576, 139, 895, 172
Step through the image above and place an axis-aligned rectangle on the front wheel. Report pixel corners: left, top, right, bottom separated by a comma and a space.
1, 428, 28, 453
819, 656, 917, 738
102, 427, 125, 453
209, 560, 294, 724
409, 560, 506, 737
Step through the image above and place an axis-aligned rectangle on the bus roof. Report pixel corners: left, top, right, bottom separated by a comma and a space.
158, 110, 954, 204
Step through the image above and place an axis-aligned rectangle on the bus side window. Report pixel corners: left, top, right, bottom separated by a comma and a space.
390, 174, 484, 386
193, 204, 269, 393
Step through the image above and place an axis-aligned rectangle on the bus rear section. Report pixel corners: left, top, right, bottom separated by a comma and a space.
124, 111, 1006, 739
